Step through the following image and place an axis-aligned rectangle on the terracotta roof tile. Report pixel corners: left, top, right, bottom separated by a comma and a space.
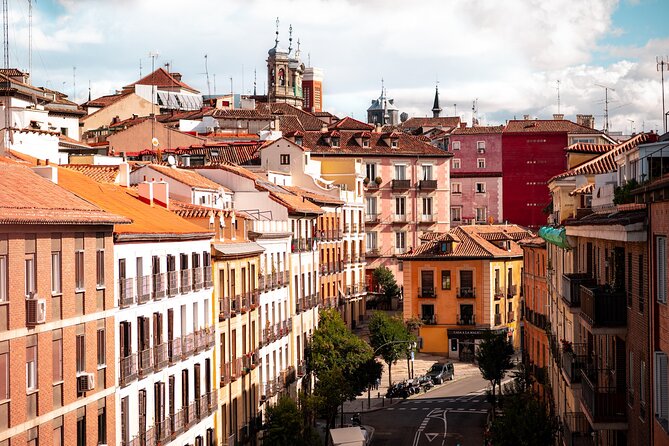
564, 142, 614, 154
328, 117, 374, 131
566, 208, 646, 227
83, 91, 131, 108
302, 130, 451, 157
504, 119, 604, 134
180, 142, 262, 166
569, 183, 595, 196
63, 164, 120, 184
400, 116, 461, 130
451, 125, 505, 135
144, 164, 228, 190
170, 200, 217, 219
0, 163, 129, 225
56, 167, 210, 236
124, 67, 199, 94
283, 186, 344, 206
551, 133, 659, 182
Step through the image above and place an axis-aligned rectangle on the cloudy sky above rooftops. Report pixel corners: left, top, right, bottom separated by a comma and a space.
8, 0, 669, 133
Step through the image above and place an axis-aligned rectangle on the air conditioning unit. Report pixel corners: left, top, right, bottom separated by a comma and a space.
77, 373, 95, 392
26, 298, 47, 326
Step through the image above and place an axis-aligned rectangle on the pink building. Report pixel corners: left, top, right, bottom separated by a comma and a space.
287, 117, 453, 289
448, 125, 504, 225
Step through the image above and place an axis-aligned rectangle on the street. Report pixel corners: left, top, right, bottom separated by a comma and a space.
360, 372, 491, 446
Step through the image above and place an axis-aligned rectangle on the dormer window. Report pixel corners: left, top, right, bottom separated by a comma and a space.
332, 137, 340, 147
362, 139, 370, 148
391, 140, 398, 148
295, 136, 303, 146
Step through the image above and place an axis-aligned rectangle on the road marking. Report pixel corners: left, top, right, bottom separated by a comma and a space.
425, 433, 439, 442
411, 407, 418, 410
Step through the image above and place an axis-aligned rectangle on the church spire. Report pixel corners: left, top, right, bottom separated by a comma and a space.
274, 17, 280, 48
432, 84, 442, 118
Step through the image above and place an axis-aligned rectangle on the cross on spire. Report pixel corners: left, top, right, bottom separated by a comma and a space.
288, 24, 293, 53
274, 17, 279, 48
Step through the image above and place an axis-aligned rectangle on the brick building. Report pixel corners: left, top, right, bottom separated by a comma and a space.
0, 160, 128, 446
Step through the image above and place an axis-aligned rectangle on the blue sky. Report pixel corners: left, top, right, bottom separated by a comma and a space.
6, 0, 669, 133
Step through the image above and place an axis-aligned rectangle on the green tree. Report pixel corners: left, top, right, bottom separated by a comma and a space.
476, 331, 515, 417
487, 365, 559, 446
368, 311, 415, 386
372, 266, 400, 306
263, 396, 320, 446
309, 309, 377, 430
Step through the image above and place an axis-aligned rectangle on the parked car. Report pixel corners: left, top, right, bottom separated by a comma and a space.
426, 362, 454, 384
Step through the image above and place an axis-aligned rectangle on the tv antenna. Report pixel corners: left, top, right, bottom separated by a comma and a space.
2, 0, 8, 69
28, 0, 33, 76
472, 98, 478, 126
556, 80, 561, 114
627, 119, 634, 135
148, 51, 159, 143
658, 56, 668, 133
204, 54, 211, 97
595, 83, 615, 133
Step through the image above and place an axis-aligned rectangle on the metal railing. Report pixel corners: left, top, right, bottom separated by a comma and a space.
152, 272, 166, 300
180, 269, 192, 293
506, 284, 517, 298
392, 179, 411, 190
580, 285, 627, 327
580, 367, 627, 423
167, 270, 179, 297
119, 353, 137, 386
153, 342, 168, 371
419, 179, 437, 190
203, 265, 213, 288
168, 337, 182, 364
192, 267, 203, 291
418, 287, 435, 298
119, 277, 135, 307
457, 314, 476, 325
137, 275, 151, 304
562, 273, 593, 307
219, 297, 230, 320
494, 313, 502, 325
138, 347, 152, 376
457, 287, 476, 298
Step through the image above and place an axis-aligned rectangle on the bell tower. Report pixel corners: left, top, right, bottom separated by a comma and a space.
267, 19, 304, 107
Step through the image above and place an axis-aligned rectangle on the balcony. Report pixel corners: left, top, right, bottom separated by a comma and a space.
297, 359, 307, 377
419, 179, 437, 191
562, 412, 594, 446
561, 343, 587, 384
182, 333, 195, 358
168, 337, 182, 364
218, 297, 230, 321
457, 314, 476, 325
421, 314, 437, 325
580, 367, 627, 424
119, 277, 135, 307
137, 275, 151, 304
192, 267, 203, 291
457, 287, 476, 298
392, 179, 411, 190
393, 213, 408, 223
562, 273, 594, 307
152, 272, 166, 300
353, 223, 359, 233
167, 270, 179, 297
494, 313, 502, 325
365, 213, 380, 224
231, 294, 241, 316
420, 214, 435, 223
203, 265, 212, 288
119, 353, 137, 386
507, 310, 515, 322
580, 285, 627, 328
525, 308, 547, 330
180, 269, 192, 293
138, 347, 152, 377
506, 284, 517, 298
418, 287, 435, 298
153, 342, 168, 371
494, 287, 504, 300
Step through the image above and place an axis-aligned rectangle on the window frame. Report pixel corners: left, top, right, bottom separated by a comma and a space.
452, 141, 460, 151
477, 158, 486, 169
26, 345, 37, 392
280, 154, 291, 165
452, 182, 462, 194
441, 271, 451, 290
452, 159, 461, 169
475, 182, 486, 194
657, 236, 667, 304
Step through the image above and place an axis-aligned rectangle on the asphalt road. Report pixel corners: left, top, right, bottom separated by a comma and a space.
360, 373, 491, 446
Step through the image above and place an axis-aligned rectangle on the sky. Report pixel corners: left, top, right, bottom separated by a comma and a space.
5, 0, 669, 133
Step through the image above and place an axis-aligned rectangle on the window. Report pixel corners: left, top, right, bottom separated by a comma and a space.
395, 196, 406, 217
98, 404, 107, 445
97, 329, 106, 367
477, 158, 486, 168
394, 164, 406, 180
395, 232, 406, 254
76, 334, 85, 373
280, 154, 290, 165
53, 338, 63, 382
421, 271, 434, 295
452, 159, 461, 169
25, 251, 36, 297
362, 139, 370, 148
477, 141, 485, 152
629, 350, 635, 399
657, 236, 667, 303
366, 232, 377, 251
451, 207, 462, 222
0, 253, 6, 302
391, 140, 398, 148
422, 197, 433, 216
366, 196, 377, 215
75, 234, 84, 290
641, 360, 646, 404
295, 136, 303, 146
476, 207, 487, 222
452, 183, 461, 194
422, 165, 433, 181
654, 351, 668, 424
452, 141, 460, 151
331, 137, 340, 147
475, 182, 486, 193
26, 345, 37, 391
76, 413, 86, 446
366, 163, 377, 181
0, 352, 7, 400
441, 271, 451, 290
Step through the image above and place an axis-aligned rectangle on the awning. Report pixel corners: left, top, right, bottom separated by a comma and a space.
538, 226, 572, 249
213, 241, 264, 257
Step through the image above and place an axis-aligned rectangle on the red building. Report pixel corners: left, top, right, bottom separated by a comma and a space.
501, 116, 611, 228
302, 67, 323, 113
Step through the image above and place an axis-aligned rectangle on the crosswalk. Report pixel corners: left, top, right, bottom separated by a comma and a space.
400, 395, 486, 404
386, 407, 487, 414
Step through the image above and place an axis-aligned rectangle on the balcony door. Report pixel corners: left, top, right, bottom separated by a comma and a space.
421, 271, 434, 296
460, 304, 473, 325
421, 304, 434, 323
459, 270, 473, 296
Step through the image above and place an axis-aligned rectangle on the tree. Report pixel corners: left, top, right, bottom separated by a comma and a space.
263, 396, 320, 446
308, 309, 378, 430
476, 331, 514, 416
368, 311, 415, 386
486, 365, 559, 446
372, 266, 400, 306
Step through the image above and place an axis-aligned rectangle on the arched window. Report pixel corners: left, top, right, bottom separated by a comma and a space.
278, 69, 286, 87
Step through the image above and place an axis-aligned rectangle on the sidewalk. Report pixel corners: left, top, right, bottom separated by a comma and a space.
342, 352, 482, 414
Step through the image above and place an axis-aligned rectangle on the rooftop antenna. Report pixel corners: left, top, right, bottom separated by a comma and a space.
2, 0, 10, 147
296, 38, 301, 58
241, 64, 244, 96
595, 83, 615, 133
28, 0, 32, 77
253, 68, 257, 96
454, 103, 457, 116
658, 56, 668, 133
627, 119, 635, 134
204, 54, 211, 96
148, 51, 159, 143
213, 74, 216, 95
307, 52, 311, 67
472, 98, 478, 126
88, 80, 91, 102
556, 79, 561, 114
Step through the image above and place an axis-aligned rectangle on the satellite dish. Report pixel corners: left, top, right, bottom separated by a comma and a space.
167, 155, 176, 166
151, 137, 160, 147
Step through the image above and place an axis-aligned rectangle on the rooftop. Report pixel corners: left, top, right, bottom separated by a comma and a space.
504, 119, 603, 134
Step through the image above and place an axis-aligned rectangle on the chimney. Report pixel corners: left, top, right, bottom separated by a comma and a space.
137, 181, 154, 205
459, 122, 467, 129
171, 72, 183, 82
373, 122, 382, 133
576, 114, 595, 129
523, 114, 531, 120
32, 165, 58, 184
553, 114, 564, 120
320, 123, 328, 133
111, 116, 120, 125
118, 162, 130, 187
153, 181, 169, 209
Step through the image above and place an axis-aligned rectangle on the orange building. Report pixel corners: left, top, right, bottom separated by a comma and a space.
519, 236, 549, 399
401, 225, 531, 360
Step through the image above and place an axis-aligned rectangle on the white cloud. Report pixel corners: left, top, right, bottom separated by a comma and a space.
4, 0, 664, 132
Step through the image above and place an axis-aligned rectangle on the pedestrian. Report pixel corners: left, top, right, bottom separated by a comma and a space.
375, 377, 380, 390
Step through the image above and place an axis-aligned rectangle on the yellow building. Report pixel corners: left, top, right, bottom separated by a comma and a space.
212, 211, 264, 445
400, 225, 531, 359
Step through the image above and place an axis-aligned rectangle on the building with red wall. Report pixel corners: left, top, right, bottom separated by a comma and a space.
502, 116, 611, 229
302, 67, 323, 113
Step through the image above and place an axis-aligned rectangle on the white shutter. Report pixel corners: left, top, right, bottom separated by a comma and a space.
658, 236, 667, 304
655, 352, 669, 421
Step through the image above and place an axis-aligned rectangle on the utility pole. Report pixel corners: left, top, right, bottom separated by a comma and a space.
658, 56, 668, 133
204, 54, 211, 97
148, 51, 159, 143
28, 0, 32, 76
595, 83, 615, 134
2, 0, 10, 149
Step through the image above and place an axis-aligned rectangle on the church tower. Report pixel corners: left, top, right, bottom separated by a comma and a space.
432, 85, 442, 118
267, 20, 305, 108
